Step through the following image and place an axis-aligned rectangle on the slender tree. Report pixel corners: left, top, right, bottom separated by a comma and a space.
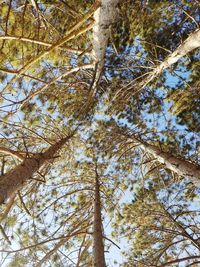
93, 165, 106, 267
0, 1, 199, 266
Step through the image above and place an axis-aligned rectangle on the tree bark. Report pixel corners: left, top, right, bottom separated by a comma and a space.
154, 29, 200, 73
139, 140, 200, 186
82, 0, 119, 116
90, 0, 119, 94
143, 28, 200, 86
93, 169, 106, 267
115, 126, 200, 185
122, 28, 200, 96
160, 255, 200, 267
0, 136, 71, 204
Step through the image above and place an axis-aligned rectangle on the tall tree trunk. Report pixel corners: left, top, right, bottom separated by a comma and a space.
139, 140, 200, 186
93, 170, 106, 267
153, 29, 200, 74
144, 29, 200, 86
0, 136, 71, 204
118, 29, 200, 97
92, 0, 119, 90
83, 0, 119, 115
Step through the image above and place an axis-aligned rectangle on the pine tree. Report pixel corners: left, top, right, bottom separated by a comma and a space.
0, 1, 199, 266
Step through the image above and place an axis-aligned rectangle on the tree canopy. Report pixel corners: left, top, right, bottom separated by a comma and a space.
0, 1, 199, 266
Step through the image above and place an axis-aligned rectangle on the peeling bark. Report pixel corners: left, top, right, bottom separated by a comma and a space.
93, 170, 106, 267
81, 0, 119, 115
93, 0, 119, 62
0, 136, 71, 205
91, 0, 119, 94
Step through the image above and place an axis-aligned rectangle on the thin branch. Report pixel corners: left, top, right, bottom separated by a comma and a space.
0, 146, 25, 160
19, 64, 94, 107
103, 235, 120, 250
0, 224, 11, 245
17, 191, 31, 216
0, 35, 89, 54
160, 255, 200, 266
0, 2, 99, 94
0, 193, 16, 222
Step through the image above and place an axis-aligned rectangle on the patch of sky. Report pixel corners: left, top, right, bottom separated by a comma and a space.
105, 36, 147, 80
140, 64, 198, 139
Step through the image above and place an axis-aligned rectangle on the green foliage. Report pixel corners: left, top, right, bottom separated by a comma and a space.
0, 0, 199, 266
